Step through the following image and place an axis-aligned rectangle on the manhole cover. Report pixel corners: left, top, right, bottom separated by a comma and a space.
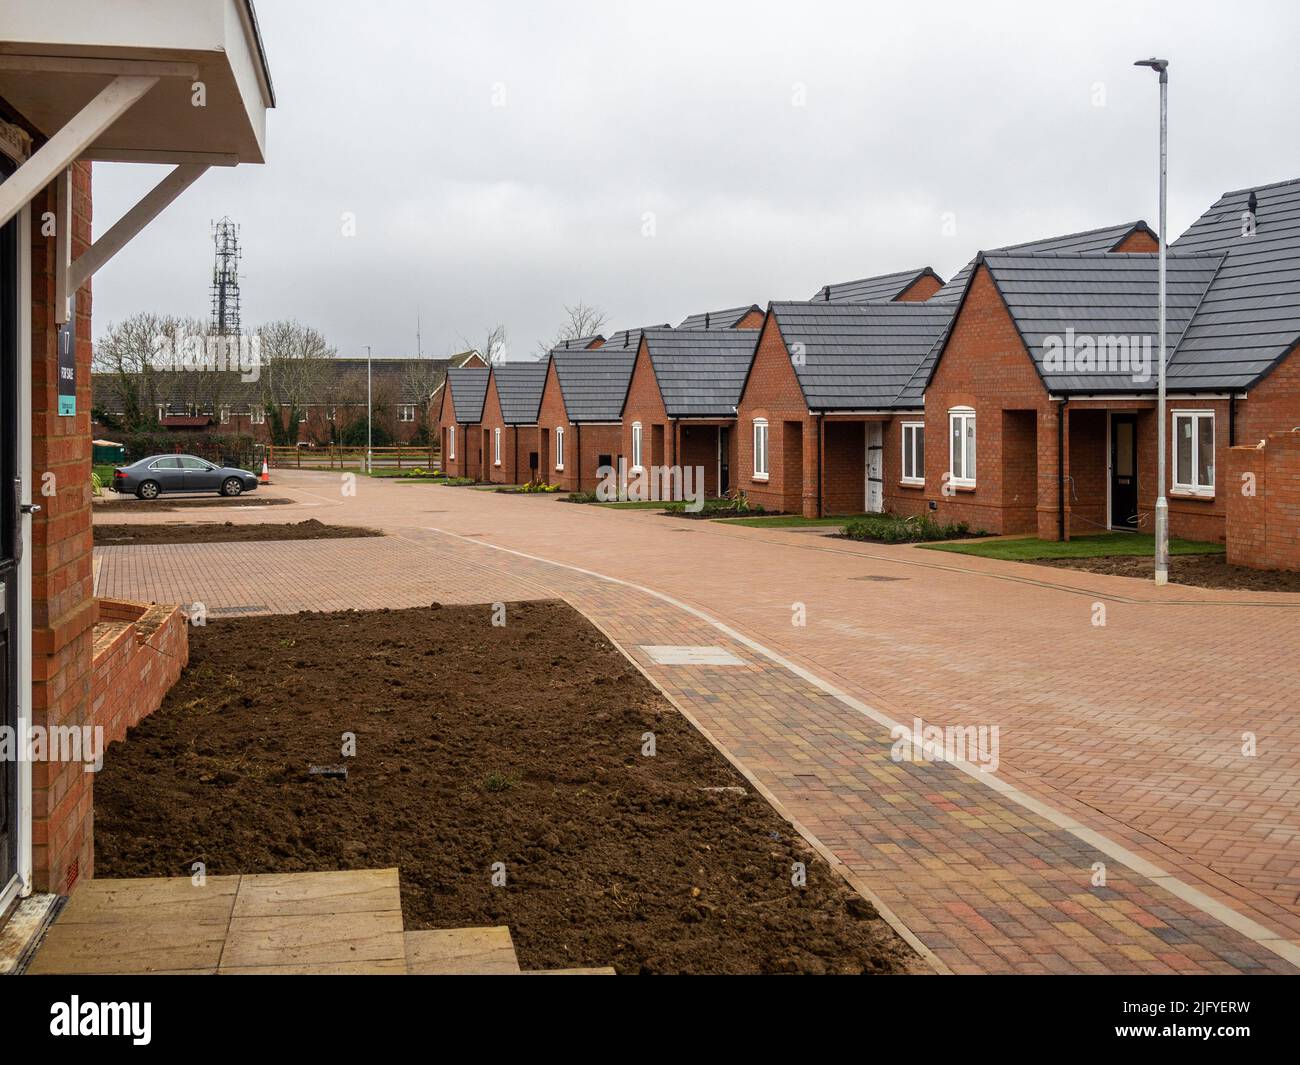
205, 605, 269, 616
851, 575, 907, 582
640, 645, 746, 666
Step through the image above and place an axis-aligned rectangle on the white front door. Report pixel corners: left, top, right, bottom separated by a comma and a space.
866, 422, 884, 513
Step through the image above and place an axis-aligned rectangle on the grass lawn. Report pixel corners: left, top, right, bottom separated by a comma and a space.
364, 467, 442, 480
597, 499, 670, 510
922, 532, 1224, 561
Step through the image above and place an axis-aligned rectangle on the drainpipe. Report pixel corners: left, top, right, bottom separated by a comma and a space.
1057, 399, 1068, 541
1229, 395, 1236, 447
575, 422, 582, 492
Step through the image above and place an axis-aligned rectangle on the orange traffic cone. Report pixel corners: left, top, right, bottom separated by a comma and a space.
260, 459, 271, 485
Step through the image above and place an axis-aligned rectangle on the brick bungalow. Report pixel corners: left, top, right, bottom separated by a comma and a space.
0, 0, 273, 914
620, 328, 758, 498
536, 333, 652, 491
676, 304, 765, 330
736, 302, 954, 516
919, 185, 1300, 545
809, 266, 945, 304
480, 361, 548, 485
436, 365, 489, 479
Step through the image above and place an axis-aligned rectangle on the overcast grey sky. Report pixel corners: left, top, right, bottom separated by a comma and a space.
91, 0, 1300, 360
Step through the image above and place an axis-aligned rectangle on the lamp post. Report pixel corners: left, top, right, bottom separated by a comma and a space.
366, 343, 373, 474
1136, 56, 1170, 586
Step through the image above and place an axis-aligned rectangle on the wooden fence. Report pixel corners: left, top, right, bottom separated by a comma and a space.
265, 444, 441, 471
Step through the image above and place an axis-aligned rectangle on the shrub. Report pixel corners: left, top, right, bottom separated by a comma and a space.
664, 492, 767, 518
841, 514, 976, 543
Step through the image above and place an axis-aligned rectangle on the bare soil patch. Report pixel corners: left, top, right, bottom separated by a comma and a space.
96, 495, 296, 512
93, 601, 917, 975
1033, 553, 1300, 592
93, 519, 382, 546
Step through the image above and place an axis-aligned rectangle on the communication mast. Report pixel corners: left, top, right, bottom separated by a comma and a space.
209, 216, 242, 336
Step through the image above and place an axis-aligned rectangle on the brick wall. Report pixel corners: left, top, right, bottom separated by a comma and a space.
823, 420, 865, 515
436, 386, 480, 480
898, 273, 942, 301
737, 314, 814, 514
1225, 432, 1300, 570
621, 341, 671, 473
91, 599, 188, 745
479, 377, 536, 485
29, 162, 97, 893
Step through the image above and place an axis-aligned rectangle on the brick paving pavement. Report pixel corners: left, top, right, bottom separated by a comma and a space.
93, 472, 1300, 973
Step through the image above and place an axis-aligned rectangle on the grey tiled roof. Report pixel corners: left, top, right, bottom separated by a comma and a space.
446, 367, 489, 423
1168, 177, 1300, 390
600, 325, 671, 351
552, 335, 604, 350
768, 301, 955, 410
975, 252, 1225, 393
808, 267, 942, 304
639, 329, 758, 417
552, 348, 637, 422
677, 305, 762, 330
491, 362, 548, 424
930, 221, 1156, 303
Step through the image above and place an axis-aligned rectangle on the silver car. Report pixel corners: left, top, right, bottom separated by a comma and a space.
111, 454, 260, 500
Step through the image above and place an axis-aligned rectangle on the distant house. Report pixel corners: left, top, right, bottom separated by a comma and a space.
809, 267, 945, 304
676, 304, 765, 330
91, 350, 485, 445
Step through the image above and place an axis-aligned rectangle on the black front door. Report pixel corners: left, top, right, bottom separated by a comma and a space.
1110, 415, 1138, 529
0, 154, 20, 893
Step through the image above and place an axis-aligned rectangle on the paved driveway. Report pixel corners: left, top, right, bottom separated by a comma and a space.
94, 471, 1300, 973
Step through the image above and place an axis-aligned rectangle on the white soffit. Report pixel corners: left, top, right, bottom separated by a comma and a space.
0, 0, 274, 165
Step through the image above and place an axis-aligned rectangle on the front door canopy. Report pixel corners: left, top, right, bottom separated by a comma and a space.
0, 0, 274, 166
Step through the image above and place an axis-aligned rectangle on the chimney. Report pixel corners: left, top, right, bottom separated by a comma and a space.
705, 312, 711, 328
1248, 190, 1259, 220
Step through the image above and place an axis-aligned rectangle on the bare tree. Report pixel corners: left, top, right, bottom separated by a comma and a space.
257, 320, 335, 446
401, 358, 445, 443
533, 301, 609, 359
458, 324, 509, 366
92, 312, 191, 430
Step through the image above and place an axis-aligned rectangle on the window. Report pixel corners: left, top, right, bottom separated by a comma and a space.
448, 425, 456, 460
493, 427, 502, 466
1173, 411, 1215, 495
631, 422, 644, 470
250, 407, 266, 425
753, 418, 769, 479
328, 406, 337, 422
948, 408, 975, 486
149, 457, 183, 470
219, 406, 230, 425
399, 404, 415, 423
555, 426, 565, 470
901, 422, 925, 484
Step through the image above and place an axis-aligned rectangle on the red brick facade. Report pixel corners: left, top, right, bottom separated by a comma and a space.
479, 374, 539, 485
1226, 432, 1300, 571
436, 382, 481, 480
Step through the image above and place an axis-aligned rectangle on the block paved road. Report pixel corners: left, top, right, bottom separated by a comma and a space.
93, 471, 1300, 973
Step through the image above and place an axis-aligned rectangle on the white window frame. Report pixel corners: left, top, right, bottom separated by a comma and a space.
399, 404, 415, 423
555, 426, 565, 471
752, 418, 769, 480
901, 421, 924, 485
250, 407, 266, 425
631, 421, 644, 471
493, 427, 502, 466
948, 407, 976, 487
328, 406, 337, 422
219, 405, 230, 425
1172, 409, 1215, 496
448, 425, 456, 460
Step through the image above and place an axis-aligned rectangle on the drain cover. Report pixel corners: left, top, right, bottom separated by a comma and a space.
851, 575, 907, 582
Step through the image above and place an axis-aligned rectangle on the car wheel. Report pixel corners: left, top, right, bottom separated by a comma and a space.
136, 480, 161, 500
221, 477, 244, 497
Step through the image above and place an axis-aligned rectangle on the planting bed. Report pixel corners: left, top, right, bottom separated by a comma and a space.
1034, 553, 1300, 592
94, 601, 917, 975
93, 519, 382, 546
95, 495, 296, 512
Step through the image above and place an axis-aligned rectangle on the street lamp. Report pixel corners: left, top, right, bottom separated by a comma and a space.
364, 343, 374, 473
1135, 56, 1169, 586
